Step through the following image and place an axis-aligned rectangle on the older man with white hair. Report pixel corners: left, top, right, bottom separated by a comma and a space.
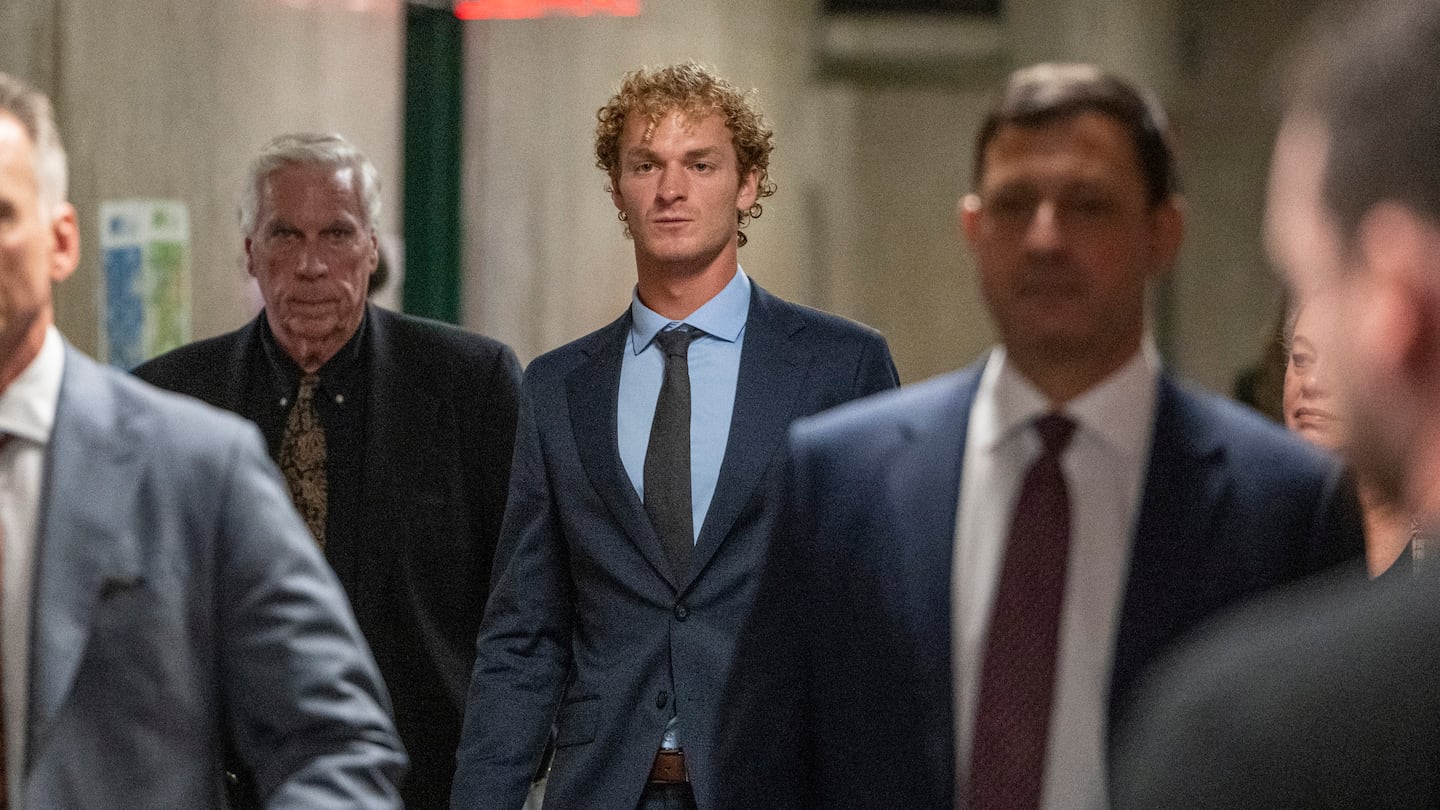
136, 132, 521, 809
0, 72, 405, 808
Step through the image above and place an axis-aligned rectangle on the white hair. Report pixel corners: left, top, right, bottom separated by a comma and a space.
238, 132, 381, 236
0, 72, 68, 216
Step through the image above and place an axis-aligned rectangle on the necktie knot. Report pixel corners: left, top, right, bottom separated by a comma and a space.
1034, 413, 1076, 456
296, 373, 320, 404
653, 326, 701, 360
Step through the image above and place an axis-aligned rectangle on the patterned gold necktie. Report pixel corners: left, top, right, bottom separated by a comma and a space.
279, 374, 327, 547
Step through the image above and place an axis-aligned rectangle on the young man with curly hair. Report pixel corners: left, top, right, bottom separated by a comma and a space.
451, 63, 898, 810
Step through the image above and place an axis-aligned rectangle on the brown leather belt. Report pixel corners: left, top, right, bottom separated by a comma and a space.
649, 749, 688, 784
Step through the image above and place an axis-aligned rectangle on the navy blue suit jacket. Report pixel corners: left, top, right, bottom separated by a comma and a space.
452, 284, 898, 810
718, 360, 1365, 810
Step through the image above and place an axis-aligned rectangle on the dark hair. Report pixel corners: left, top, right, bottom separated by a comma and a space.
972, 63, 1177, 207
1287, 0, 1440, 244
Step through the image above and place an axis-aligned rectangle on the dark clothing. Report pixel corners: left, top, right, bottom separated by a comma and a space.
136, 304, 522, 809
451, 284, 899, 810
1114, 553, 1440, 809
716, 362, 1366, 810
251, 313, 367, 565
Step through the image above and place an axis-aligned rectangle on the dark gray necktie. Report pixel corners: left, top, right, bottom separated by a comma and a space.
644, 326, 702, 580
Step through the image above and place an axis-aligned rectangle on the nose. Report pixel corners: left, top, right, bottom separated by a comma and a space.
656, 165, 686, 204
297, 241, 328, 278
1023, 200, 1063, 253
1300, 359, 1330, 397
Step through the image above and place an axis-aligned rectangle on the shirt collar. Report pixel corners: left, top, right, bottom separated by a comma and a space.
979, 338, 1161, 460
0, 326, 66, 446
628, 267, 752, 355
258, 308, 367, 399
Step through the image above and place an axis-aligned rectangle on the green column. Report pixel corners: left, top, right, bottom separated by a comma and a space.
402, 3, 464, 323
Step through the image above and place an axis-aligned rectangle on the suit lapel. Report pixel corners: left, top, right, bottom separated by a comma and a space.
883, 368, 980, 797
217, 315, 263, 412
30, 347, 147, 760
1110, 376, 1228, 724
566, 313, 676, 585
361, 308, 438, 568
689, 286, 805, 582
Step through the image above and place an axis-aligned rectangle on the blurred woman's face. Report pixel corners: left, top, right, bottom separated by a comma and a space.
1284, 302, 1347, 450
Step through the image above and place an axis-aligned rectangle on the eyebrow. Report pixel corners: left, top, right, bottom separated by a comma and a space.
623, 145, 725, 163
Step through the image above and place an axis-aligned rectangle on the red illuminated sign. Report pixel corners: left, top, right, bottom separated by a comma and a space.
454, 0, 640, 19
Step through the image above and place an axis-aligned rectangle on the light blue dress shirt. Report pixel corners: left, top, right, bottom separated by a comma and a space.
618, 269, 750, 543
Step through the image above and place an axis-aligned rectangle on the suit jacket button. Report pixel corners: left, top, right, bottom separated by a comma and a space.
656, 690, 669, 709
673, 602, 689, 621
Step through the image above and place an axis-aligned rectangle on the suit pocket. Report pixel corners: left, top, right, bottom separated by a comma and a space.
554, 694, 600, 748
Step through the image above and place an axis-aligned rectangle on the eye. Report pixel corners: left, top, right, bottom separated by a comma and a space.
1064, 193, 1116, 218
1289, 351, 1313, 370
984, 190, 1037, 223
633, 161, 655, 174
692, 162, 712, 172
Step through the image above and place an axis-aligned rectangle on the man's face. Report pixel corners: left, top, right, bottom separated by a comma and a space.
962, 112, 1181, 379
611, 110, 759, 276
0, 112, 76, 375
246, 163, 377, 371
1266, 117, 1405, 501
1283, 300, 1348, 450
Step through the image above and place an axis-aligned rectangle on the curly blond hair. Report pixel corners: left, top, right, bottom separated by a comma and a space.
595, 62, 777, 247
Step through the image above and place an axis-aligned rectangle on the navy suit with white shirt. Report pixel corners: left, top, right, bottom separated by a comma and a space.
451, 272, 898, 810
717, 348, 1364, 810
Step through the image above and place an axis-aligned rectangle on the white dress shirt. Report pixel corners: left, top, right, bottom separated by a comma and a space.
0, 326, 65, 809
953, 343, 1159, 810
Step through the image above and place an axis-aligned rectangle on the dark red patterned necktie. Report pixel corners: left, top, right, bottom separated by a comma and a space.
967, 413, 1076, 810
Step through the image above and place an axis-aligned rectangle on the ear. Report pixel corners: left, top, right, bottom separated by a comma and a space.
244, 236, 257, 278
1354, 202, 1440, 382
959, 193, 982, 247
1148, 194, 1186, 278
367, 229, 380, 275
736, 165, 760, 213
610, 176, 625, 213
47, 202, 79, 284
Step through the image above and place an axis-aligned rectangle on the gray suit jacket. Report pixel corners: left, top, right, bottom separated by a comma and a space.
25, 345, 405, 808
452, 284, 898, 810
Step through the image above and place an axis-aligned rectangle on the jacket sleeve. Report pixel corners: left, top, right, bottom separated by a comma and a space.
452, 378, 574, 809
852, 331, 901, 398
216, 424, 407, 809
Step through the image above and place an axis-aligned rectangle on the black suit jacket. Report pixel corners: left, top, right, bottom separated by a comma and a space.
1114, 561, 1440, 809
135, 304, 522, 809
718, 361, 1365, 809
451, 283, 898, 810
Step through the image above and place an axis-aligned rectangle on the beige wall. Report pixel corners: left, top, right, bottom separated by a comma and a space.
8, 0, 1320, 395
462, 0, 842, 365
1, 0, 403, 361
461, 0, 1315, 392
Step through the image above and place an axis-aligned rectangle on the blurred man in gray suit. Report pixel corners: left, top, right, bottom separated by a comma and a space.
0, 72, 404, 808
1115, 2, 1440, 806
